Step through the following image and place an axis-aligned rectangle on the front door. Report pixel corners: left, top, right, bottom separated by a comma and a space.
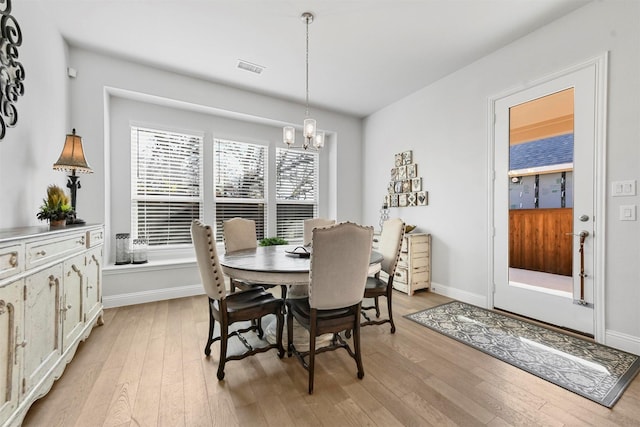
491, 56, 606, 336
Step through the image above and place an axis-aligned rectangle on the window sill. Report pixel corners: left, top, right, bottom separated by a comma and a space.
103, 257, 197, 273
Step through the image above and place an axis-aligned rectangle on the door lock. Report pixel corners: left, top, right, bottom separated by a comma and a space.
566, 230, 589, 239
578, 214, 589, 222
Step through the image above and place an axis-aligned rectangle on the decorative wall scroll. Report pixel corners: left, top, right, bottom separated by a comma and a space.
384, 150, 428, 208
0, 0, 25, 140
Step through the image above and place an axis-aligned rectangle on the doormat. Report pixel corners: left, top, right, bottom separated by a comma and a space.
405, 301, 640, 407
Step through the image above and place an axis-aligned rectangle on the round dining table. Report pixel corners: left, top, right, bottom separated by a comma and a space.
219, 244, 383, 295
219, 244, 383, 347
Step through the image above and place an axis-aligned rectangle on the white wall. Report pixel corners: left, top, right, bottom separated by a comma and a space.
0, 3, 69, 229
363, 0, 640, 352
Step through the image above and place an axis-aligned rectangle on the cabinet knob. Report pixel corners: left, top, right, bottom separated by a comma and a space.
36, 250, 47, 256
9, 253, 17, 267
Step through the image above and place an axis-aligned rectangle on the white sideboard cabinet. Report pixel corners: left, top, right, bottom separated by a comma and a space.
0, 224, 104, 427
393, 232, 431, 295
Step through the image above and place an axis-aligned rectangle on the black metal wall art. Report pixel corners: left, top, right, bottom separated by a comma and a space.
0, 0, 24, 140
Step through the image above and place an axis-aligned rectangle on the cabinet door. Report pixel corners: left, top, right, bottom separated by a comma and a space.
0, 281, 22, 425
23, 265, 62, 396
62, 254, 85, 352
84, 247, 102, 324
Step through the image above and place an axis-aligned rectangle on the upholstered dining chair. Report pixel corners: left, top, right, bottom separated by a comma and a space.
286, 222, 373, 394
302, 218, 335, 246
361, 218, 405, 333
223, 217, 288, 300
191, 220, 284, 380
223, 217, 258, 293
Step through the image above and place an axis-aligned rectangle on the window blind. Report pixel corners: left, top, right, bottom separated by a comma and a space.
131, 126, 203, 246
214, 139, 267, 242
275, 148, 318, 241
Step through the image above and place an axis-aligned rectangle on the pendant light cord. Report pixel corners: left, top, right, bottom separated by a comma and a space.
305, 14, 310, 118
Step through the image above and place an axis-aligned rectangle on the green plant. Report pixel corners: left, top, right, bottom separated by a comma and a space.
259, 237, 288, 246
36, 184, 75, 222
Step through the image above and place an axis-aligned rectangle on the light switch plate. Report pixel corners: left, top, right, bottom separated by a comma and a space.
612, 180, 637, 197
619, 205, 637, 221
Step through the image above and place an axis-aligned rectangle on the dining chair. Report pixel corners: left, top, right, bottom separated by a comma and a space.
224, 217, 289, 301
223, 217, 257, 294
302, 217, 335, 246
361, 218, 405, 333
191, 220, 285, 380
286, 221, 373, 394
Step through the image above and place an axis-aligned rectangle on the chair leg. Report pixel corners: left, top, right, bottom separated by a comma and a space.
276, 306, 285, 358
387, 289, 396, 334
256, 317, 264, 339
374, 296, 381, 318
353, 315, 365, 380
205, 299, 215, 356
308, 310, 317, 394
230, 278, 236, 293
217, 321, 228, 381
286, 304, 294, 357
280, 284, 288, 301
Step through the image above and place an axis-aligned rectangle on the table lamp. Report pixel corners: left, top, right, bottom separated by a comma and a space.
53, 128, 93, 224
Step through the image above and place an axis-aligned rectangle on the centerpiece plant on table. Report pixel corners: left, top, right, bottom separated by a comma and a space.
259, 237, 288, 246
36, 184, 75, 227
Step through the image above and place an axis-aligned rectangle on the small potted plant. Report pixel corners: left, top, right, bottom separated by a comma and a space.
259, 237, 288, 246
36, 184, 75, 227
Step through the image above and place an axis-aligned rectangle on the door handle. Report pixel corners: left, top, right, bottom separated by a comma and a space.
566, 231, 589, 239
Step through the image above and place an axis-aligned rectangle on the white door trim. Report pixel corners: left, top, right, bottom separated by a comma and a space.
486, 53, 608, 342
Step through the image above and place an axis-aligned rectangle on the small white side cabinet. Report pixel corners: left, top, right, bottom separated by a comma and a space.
393, 232, 431, 295
0, 224, 104, 427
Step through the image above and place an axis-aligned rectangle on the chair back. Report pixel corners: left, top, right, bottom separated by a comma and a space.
191, 220, 226, 301
303, 218, 336, 246
309, 222, 373, 310
223, 217, 257, 253
379, 218, 405, 275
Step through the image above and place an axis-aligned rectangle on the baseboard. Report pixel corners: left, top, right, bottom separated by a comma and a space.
429, 281, 487, 308
605, 329, 640, 356
103, 284, 205, 308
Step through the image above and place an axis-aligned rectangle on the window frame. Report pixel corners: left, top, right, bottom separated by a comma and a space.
130, 125, 205, 250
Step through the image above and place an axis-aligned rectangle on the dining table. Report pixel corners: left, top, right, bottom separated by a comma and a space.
219, 244, 384, 346
220, 244, 383, 295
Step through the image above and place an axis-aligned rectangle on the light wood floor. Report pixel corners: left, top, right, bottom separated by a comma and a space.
23, 291, 640, 426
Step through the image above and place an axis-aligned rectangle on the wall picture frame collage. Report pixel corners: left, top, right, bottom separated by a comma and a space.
385, 150, 428, 208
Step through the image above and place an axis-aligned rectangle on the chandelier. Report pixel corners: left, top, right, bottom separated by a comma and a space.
283, 12, 324, 151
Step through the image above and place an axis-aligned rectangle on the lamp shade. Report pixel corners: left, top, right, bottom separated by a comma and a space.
53, 129, 93, 173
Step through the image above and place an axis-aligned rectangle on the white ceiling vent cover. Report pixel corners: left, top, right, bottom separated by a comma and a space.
237, 60, 265, 74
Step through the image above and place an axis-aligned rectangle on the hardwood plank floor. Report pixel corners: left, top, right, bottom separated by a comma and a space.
22, 291, 640, 426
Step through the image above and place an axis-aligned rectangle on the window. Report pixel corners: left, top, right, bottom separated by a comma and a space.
131, 126, 203, 246
275, 148, 318, 241
214, 139, 267, 242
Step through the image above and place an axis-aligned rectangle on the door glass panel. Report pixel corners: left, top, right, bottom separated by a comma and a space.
508, 88, 574, 295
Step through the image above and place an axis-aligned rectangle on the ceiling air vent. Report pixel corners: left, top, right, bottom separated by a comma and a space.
237, 60, 265, 75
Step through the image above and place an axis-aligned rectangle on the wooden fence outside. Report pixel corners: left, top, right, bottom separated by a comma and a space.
509, 207, 573, 276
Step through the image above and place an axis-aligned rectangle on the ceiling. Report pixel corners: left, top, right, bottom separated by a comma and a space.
29, 0, 591, 118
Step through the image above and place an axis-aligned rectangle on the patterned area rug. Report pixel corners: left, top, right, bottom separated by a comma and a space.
405, 301, 640, 407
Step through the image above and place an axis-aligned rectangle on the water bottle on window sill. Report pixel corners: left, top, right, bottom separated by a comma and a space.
115, 233, 131, 265
132, 238, 148, 264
